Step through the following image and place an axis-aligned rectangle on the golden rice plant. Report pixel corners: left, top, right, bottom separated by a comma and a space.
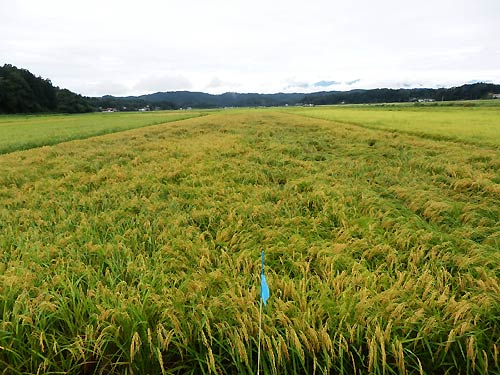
0, 108, 498, 374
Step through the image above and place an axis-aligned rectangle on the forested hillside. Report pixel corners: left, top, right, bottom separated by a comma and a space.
0, 64, 93, 113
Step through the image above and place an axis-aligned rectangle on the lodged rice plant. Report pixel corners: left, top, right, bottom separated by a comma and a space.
0, 108, 499, 374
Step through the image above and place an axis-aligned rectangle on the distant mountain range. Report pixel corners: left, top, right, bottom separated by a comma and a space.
92, 91, 305, 110
139, 91, 306, 108
2, 64, 500, 114
99, 83, 500, 110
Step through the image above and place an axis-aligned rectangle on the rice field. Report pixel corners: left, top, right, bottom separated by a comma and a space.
289, 102, 500, 148
0, 111, 205, 154
0, 107, 499, 374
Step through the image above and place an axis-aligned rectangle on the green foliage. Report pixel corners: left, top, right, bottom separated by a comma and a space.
0, 109, 499, 374
0, 64, 93, 114
0, 64, 57, 113
56, 89, 94, 113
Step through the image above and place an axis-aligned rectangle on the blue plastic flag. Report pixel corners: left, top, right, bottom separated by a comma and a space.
261, 251, 270, 305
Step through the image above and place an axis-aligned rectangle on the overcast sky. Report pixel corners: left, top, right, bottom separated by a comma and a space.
1, 0, 499, 96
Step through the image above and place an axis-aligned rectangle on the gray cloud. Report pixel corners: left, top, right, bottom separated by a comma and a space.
313, 80, 341, 87
206, 77, 224, 89
78, 81, 131, 97
204, 77, 243, 94
284, 78, 310, 91
133, 75, 193, 93
345, 79, 361, 85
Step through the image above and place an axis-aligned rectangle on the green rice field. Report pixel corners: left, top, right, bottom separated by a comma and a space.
289, 102, 500, 147
0, 111, 205, 154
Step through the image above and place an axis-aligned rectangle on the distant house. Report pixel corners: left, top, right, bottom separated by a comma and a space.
492, 94, 500, 99
409, 98, 435, 103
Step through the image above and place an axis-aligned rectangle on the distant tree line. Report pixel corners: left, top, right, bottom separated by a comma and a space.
130, 91, 305, 108
301, 83, 500, 105
88, 96, 177, 111
0, 64, 94, 114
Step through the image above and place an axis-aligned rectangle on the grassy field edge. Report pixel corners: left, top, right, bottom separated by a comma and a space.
0, 112, 209, 155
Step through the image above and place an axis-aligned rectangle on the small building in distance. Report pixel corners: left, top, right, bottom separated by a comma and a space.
492, 94, 500, 99
410, 98, 435, 103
